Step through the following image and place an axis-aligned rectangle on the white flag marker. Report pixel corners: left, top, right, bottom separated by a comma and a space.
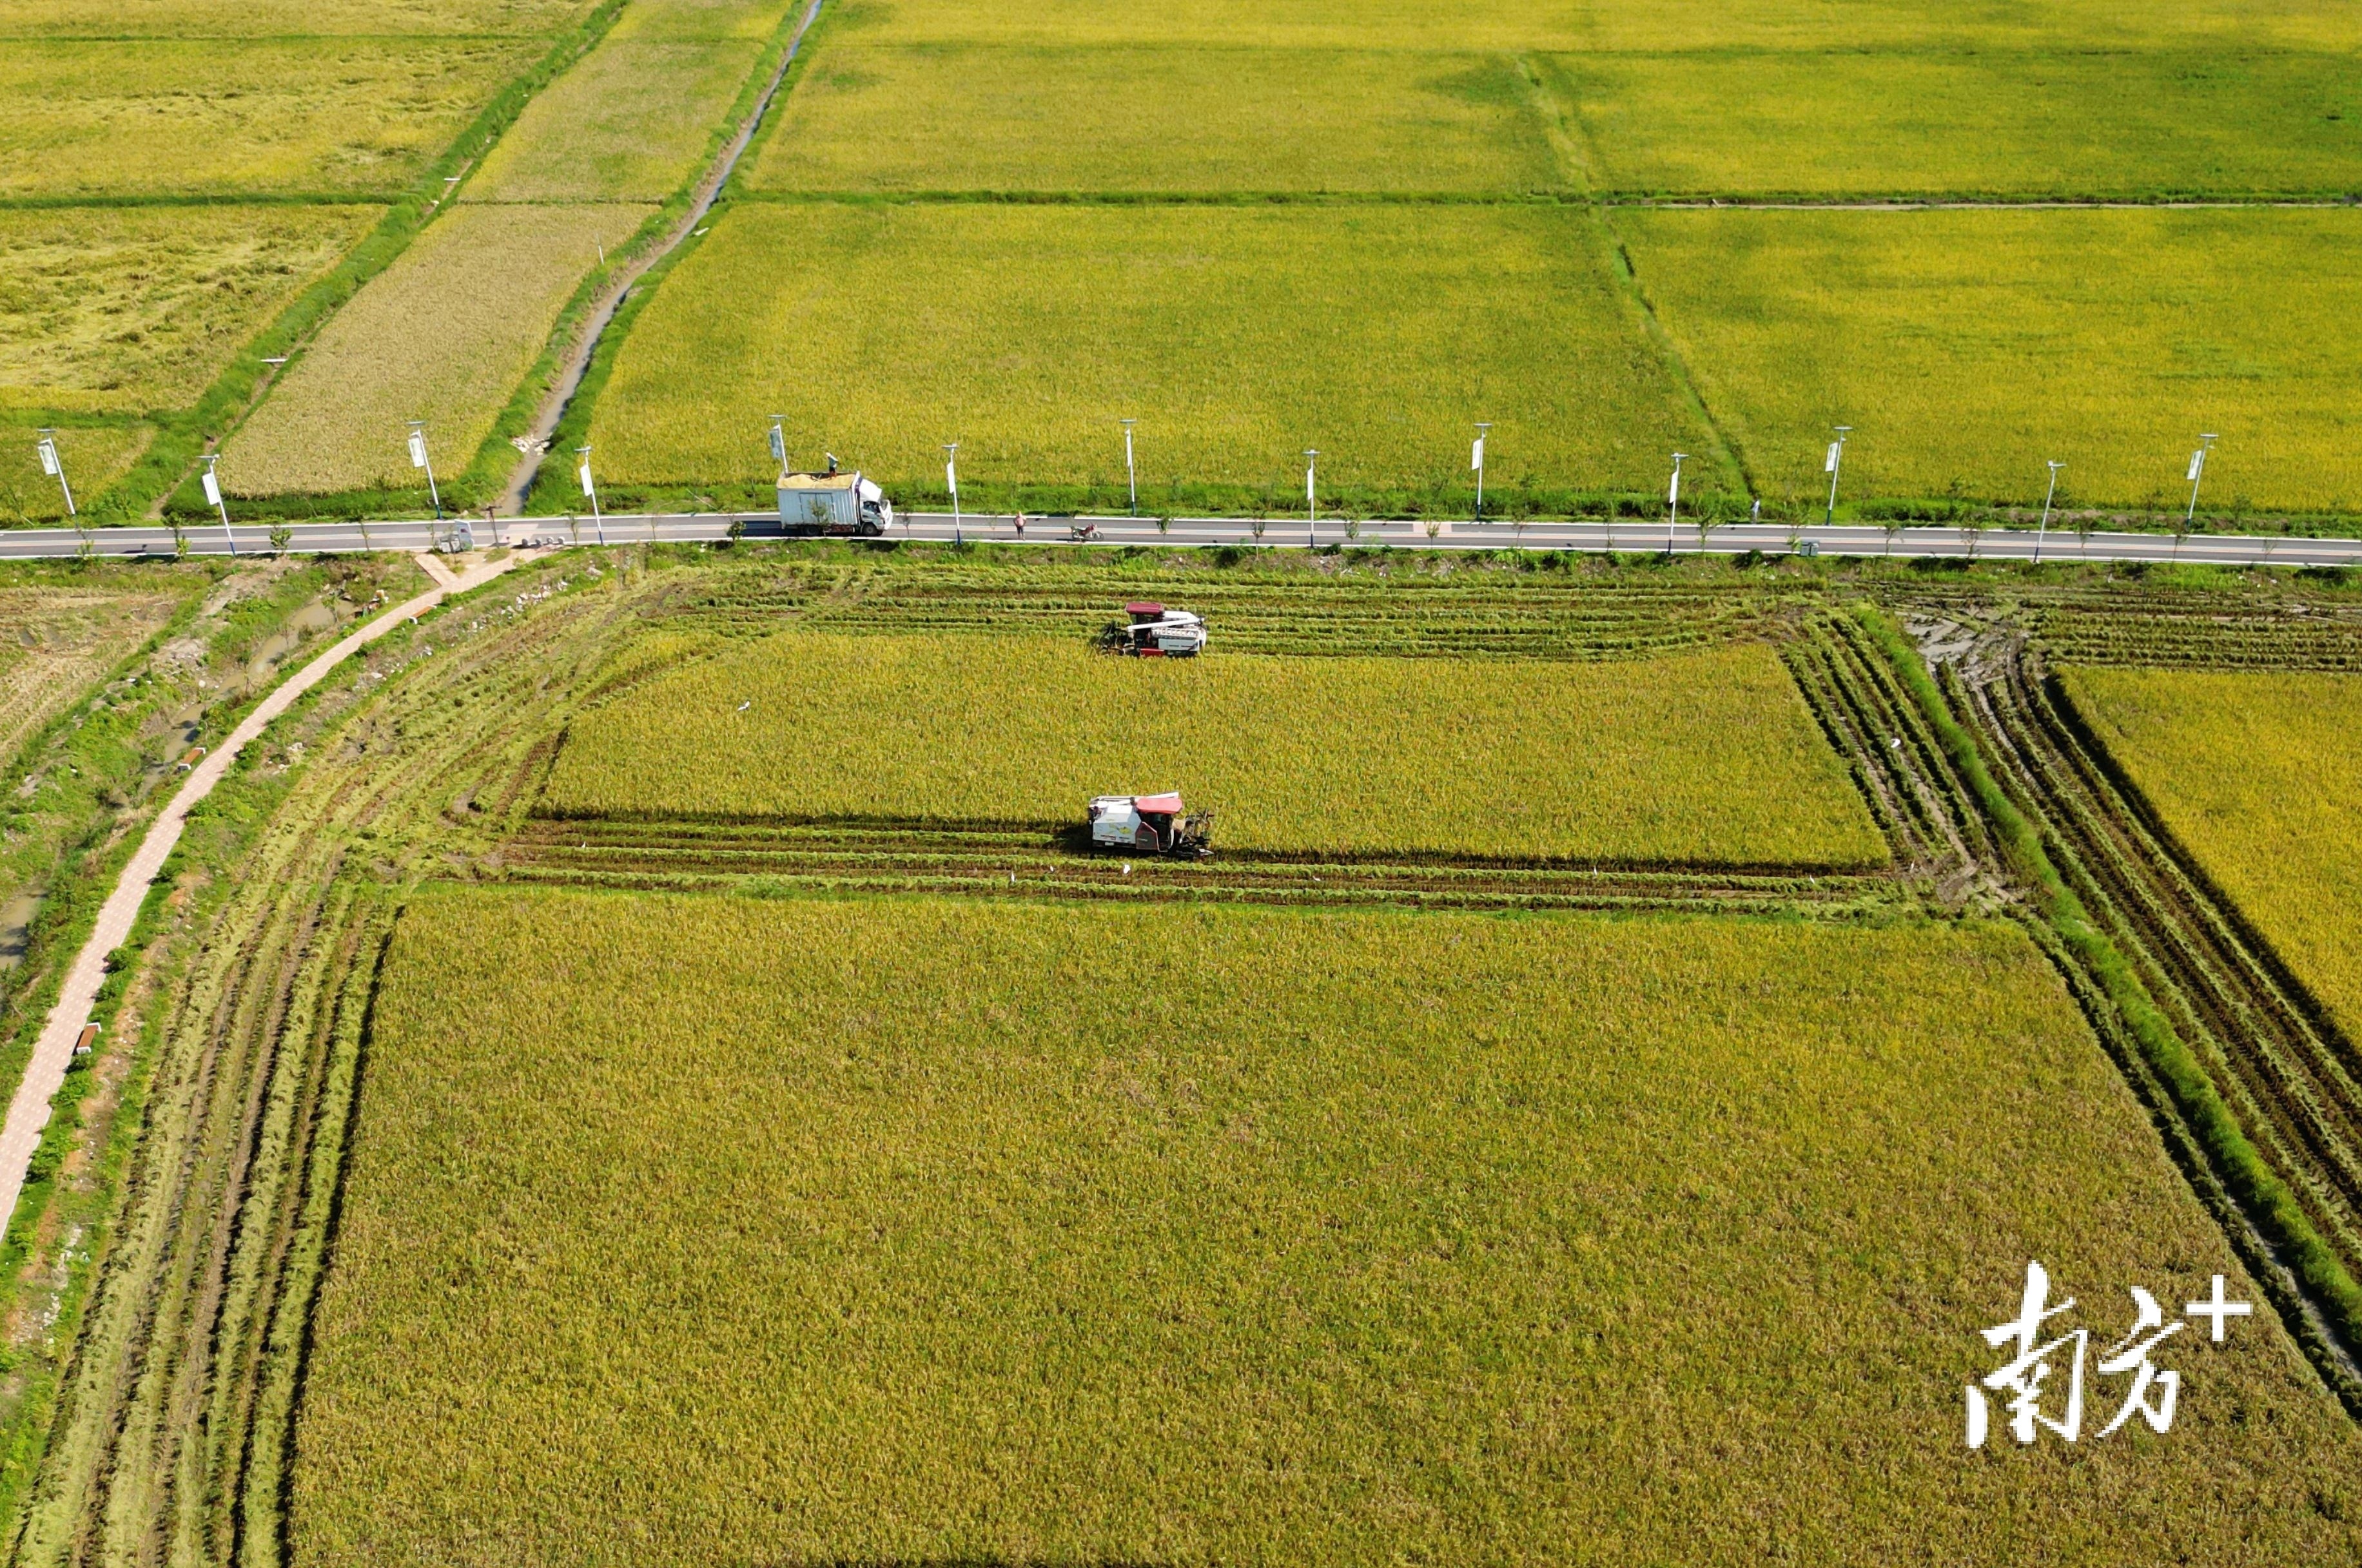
408, 431, 429, 469
37, 439, 59, 477
201, 469, 222, 507
578, 461, 595, 498
1825, 441, 1843, 474
1470, 436, 1485, 471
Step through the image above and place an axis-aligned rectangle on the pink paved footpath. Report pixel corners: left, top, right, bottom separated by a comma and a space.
0, 551, 522, 1230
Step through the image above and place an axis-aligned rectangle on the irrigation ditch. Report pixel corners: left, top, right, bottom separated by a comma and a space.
1, 554, 2359, 1562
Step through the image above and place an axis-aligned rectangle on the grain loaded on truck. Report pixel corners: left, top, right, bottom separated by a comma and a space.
777, 467, 893, 536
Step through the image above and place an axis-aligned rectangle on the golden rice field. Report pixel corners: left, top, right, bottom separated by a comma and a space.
605, 0, 802, 40
0, 40, 543, 198
1554, 48, 2362, 198
2058, 665, 2362, 1043
1617, 208, 2362, 512
543, 634, 1887, 866
748, 44, 1569, 194
220, 202, 650, 496
585, 202, 1713, 496
0, 0, 594, 35
0, 423, 151, 522
0, 205, 379, 418
816, 0, 2354, 51
294, 888, 2362, 1567
464, 39, 765, 202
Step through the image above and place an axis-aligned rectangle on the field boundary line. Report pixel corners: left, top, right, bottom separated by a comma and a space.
498, 0, 830, 514
1592, 209, 1751, 493
716, 190, 2362, 209
0, 552, 523, 1232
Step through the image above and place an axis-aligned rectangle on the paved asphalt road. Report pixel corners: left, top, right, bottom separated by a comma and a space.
6, 513, 2359, 568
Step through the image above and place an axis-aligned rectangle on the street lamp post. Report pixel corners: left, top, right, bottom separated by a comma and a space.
34, 430, 73, 518
1824, 425, 1853, 525
1666, 452, 1688, 556
576, 446, 604, 546
406, 421, 442, 524
1303, 450, 1319, 548
1472, 422, 1492, 524
943, 442, 961, 545
1121, 419, 1137, 517
2185, 432, 2219, 530
201, 454, 234, 556
2035, 460, 2064, 564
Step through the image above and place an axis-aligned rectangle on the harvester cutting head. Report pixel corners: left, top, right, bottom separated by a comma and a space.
1098, 602, 1205, 657
1088, 792, 1214, 857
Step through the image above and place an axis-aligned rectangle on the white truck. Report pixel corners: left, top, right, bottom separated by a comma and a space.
777, 470, 893, 536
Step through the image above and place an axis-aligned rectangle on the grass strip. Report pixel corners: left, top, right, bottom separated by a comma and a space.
1850, 601, 2362, 1355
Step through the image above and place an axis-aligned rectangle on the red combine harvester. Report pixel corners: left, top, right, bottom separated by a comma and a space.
1099, 601, 1206, 657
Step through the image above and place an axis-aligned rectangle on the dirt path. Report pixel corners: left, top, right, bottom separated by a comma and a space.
0, 551, 525, 1229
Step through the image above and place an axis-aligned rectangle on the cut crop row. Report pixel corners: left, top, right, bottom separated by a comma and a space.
498, 818, 1921, 919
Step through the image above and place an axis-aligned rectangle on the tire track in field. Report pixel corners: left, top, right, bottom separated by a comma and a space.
499, 0, 830, 515
0, 552, 524, 1235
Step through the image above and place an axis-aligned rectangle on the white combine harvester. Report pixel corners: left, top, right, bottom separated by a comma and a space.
1088, 792, 1213, 857
1099, 601, 1206, 657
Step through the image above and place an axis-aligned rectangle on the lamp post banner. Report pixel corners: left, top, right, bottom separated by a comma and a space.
37, 440, 58, 477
